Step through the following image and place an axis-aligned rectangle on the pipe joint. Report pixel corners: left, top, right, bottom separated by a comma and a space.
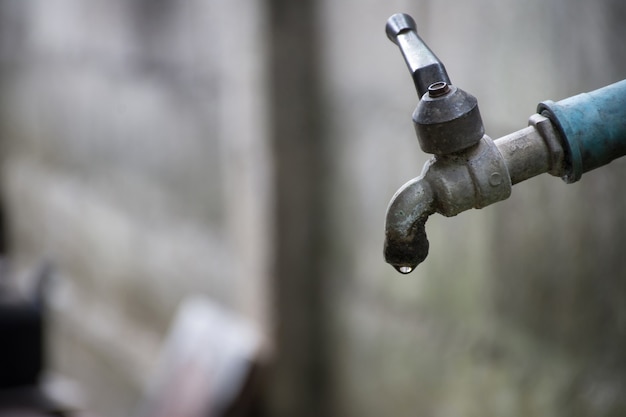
427, 136, 512, 217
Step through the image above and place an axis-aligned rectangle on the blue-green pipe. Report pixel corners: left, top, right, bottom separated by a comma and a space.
538, 79, 626, 183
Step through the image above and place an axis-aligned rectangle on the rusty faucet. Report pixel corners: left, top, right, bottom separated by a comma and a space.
383, 13, 626, 273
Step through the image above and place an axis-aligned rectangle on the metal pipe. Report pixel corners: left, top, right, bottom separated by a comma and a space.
496, 126, 547, 184
495, 114, 564, 184
539, 79, 626, 183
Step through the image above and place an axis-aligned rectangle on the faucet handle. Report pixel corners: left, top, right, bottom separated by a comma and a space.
385, 13, 451, 98
386, 13, 484, 155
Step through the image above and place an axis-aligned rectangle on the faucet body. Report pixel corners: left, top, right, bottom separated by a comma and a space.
383, 13, 626, 273
384, 134, 513, 273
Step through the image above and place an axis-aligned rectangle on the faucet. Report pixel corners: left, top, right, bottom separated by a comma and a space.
383, 13, 626, 274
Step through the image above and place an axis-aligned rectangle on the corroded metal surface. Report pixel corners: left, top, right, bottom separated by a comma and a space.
384, 137, 512, 271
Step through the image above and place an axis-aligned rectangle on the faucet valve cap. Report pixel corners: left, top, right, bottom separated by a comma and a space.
413, 85, 484, 155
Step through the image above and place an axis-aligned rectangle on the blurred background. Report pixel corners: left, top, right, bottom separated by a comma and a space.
0, 0, 625, 416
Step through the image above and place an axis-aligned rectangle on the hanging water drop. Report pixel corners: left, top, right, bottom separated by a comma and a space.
397, 265, 413, 274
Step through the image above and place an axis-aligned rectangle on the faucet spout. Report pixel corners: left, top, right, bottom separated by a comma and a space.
384, 137, 513, 273
384, 176, 435, 274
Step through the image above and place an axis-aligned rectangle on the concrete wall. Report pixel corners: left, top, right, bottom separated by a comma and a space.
0, 1, 270, 415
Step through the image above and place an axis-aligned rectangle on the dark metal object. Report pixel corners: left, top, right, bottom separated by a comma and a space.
0, 263, 67, 416
386, 13, 484, 155
385, 13, 450, 98
413, 84, 484, 155
0, 264, 50, 389
427, 81, 450, 97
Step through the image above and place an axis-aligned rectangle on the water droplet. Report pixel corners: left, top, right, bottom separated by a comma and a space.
397, 265, 413, 274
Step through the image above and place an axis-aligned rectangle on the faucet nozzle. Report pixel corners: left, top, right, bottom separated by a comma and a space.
383, 177, 435, 273
384, 137, 513, 273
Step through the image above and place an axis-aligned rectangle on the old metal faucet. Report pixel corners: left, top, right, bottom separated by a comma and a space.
383, 13, 626, 273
